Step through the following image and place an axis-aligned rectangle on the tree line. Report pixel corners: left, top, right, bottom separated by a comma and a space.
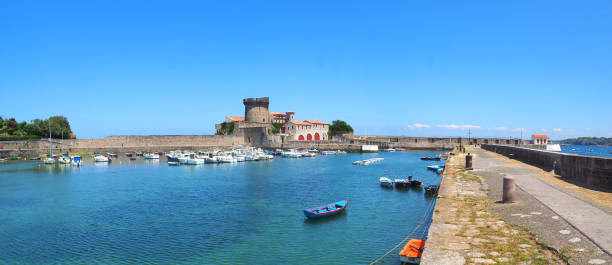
0, 116, 75, 140
559, 137, 612, 146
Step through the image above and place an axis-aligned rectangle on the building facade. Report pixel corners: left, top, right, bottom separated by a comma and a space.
532, 134, 549, 145
282, 120, 329, 141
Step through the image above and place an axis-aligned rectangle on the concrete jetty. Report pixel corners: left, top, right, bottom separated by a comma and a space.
422, 147, 612, 265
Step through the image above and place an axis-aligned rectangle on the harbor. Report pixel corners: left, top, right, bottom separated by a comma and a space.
0, 150, 443, 264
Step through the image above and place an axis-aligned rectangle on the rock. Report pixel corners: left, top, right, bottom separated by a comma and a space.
467, 252, 486, 257
588, 259, 607, 264
559, 230, 571, 235
568, 237, 581, 243
472, 257, 496, 264
488, 251, 500, 256
519, 244, 531, 248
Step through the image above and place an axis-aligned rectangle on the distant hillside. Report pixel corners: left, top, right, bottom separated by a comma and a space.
558, 137, 612, 146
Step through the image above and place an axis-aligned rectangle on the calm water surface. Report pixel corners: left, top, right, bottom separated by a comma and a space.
0, 152, 442, 264
561, 144, 612, 158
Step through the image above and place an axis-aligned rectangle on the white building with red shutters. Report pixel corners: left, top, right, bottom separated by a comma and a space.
532, 134, 549, 145
282, 120, 329, 141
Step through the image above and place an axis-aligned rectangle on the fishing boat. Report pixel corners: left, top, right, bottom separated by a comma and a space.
379, 177, 393, 188
125, 152, 133, 157
321, 150, 336, 155
167, 161, 179, 166
439, 154, 448, 159
136, 152, 144, 156
425, 185, 439, 194
398, 238, 425, 264
394, 177, 422, 188
421, 157, 441, 161
303, 200, 348, 219
383, 148, 396, 152
30, 157, 41, 160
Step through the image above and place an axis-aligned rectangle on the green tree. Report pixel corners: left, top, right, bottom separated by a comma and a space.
328, 120, 354, 135
270, 123, 284, 134
216, 122, 234, 135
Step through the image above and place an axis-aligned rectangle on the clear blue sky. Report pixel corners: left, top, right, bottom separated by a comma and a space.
1, 0, 611, 139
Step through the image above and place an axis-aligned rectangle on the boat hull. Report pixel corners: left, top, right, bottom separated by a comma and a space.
303, 200, 348, 218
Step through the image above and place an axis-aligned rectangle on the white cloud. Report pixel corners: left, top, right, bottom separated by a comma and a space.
437, 124, 480, 129
512, 128, 525, 132
553, 128, 563, 133
494, 126, 508, 131
414, 123, 431, 128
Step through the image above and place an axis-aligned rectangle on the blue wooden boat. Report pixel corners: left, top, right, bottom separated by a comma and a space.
303, 200, 348, 218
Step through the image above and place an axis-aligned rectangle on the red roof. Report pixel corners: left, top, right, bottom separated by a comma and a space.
228, 116, 245, 122
304, 120, 328, 125
290, 121, 312, 126
532, 134, 548, 139
270, 112, 286, 116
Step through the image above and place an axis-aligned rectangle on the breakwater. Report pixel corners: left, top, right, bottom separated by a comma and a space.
0, 135, 244, 157
482, 144, 612, 190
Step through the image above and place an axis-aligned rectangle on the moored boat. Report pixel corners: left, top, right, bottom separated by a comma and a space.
379, 177, 393, 188
144, 153, 160, 159
394, 176, 422, 188
425, 185, 439, 194
303, 200, 348, 218
398, 238, 425, 264
94, 155, 110, 162
421, 157, 441, 161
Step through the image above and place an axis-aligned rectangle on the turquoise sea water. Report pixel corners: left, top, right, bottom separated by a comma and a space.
561, 144, 612, 158
0, 152, 442, 264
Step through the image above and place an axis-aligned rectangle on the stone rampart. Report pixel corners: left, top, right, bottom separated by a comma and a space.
482, 144, 612, 190
0, 135, 244, 157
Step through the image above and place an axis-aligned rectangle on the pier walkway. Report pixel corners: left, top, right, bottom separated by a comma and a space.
473, 148, 612, 264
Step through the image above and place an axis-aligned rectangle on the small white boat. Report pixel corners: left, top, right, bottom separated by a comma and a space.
168, 161, 179, 166
144, 153, 160, 159
43, 157, 56, 164
58, 156, 71, 164
205, 156, 220, 163
321, 150, 336, 155
383, 148, 396, 152
220, 156, 237, 163
187, 158, 205, 165
283, 149, 302, 158
94, 155, 110, 162
380, 177, 393, 187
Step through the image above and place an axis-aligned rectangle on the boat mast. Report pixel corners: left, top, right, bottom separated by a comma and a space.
49, 122, 52, 158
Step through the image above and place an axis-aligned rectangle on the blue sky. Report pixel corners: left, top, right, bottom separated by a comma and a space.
1, 0, 611, 139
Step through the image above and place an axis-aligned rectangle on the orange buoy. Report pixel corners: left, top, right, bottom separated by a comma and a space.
399, 238, 425, 264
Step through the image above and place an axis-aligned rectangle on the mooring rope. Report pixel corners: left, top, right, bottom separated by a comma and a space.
368, 153, 449, 265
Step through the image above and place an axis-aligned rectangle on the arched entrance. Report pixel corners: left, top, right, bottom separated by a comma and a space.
314, 133, 320, 140
307, 134, 313, 141
298, 135, 305, 141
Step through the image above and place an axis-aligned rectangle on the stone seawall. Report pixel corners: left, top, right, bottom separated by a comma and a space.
0, 135, 245, 157
482, 144, 612, 190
